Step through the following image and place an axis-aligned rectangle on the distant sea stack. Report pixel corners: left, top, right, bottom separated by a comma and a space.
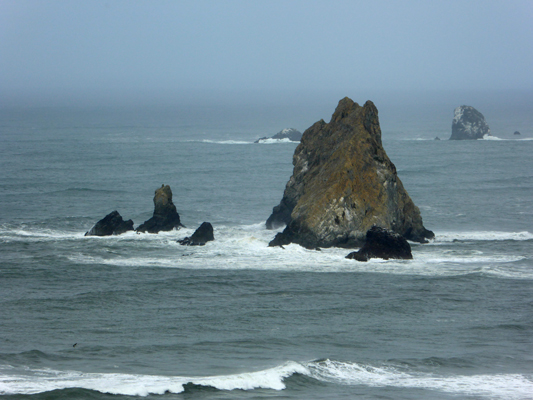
267, 97, 434, 249
136, 185, 183, 233
255, 128, 302, 143
85, 210, 134, 236
449, 105, 491, 140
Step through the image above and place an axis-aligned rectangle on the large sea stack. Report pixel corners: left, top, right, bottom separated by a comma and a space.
449, 105, 491, 140
267, 97, 434, 249
136, 185, 183, 233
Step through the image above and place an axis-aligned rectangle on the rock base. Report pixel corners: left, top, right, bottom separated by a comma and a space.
346, 226, 413, 262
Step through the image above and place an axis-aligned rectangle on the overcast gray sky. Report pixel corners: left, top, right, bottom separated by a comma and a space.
1, 0, 532, 106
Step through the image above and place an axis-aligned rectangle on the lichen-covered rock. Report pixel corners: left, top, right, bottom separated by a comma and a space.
178, 222, 214, 246
346, 226, 412, 261
136, 185, 183, 233
267, 97, 434, 249
449, 106, 491, 140
85, 210, 134, 236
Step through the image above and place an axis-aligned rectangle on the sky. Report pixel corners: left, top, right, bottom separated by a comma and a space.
1, 0, 532, 107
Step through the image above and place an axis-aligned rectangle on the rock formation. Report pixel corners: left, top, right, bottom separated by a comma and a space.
178, 222, 214, 246
514, 131, 521, 135
85, 210, 134, 236
449, 105, 491, 140
255, 128, 302, 143
346, 226, 412, 261
267, 97, 434, 249
136, 185, 183, 233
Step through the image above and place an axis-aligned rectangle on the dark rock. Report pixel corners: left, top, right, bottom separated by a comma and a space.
434, 136, 441, 140
136, 185, 183, 233
178, 222, 214, 246
255, 128, 302, 143
267, 97, 434, 249
449, 105, 491, 140
346, 226, 413, 261
85, 210, 134, 236
514, 131, 521, 135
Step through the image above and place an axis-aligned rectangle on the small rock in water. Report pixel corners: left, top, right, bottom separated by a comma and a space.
254, 128, 302, 143
178, 222, 214, 246
346, 226, 413, 262
85, 210, 134, 236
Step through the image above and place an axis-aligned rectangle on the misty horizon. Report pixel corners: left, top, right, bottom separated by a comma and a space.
1, 0, 532, 109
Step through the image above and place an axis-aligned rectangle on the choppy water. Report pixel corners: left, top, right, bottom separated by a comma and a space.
1, 102, 532, 399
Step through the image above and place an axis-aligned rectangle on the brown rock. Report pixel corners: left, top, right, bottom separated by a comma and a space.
267, 97, 434, 249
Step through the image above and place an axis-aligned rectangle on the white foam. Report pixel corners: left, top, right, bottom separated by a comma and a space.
200, 139, 251, 145
433, 230, 533, 242
482, 134, 502, 140
255, 138, 296, 144
0, 227, 85, 242
4, 224, 531, 278
306, 359, 533, 399
2, 361, 532, 399
0, 362, 308, 396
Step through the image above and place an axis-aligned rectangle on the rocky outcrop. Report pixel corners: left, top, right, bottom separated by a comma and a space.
85, 210, 134, 236
255, 128, 302, 143
267, 97, 434, 249
178, 222, 214, 246
514, 131, 521, 135
449, 106, 491, 140
346, 226, 412, 261
136, 185, 183, 233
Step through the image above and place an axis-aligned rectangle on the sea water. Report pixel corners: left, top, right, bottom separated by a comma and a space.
0, 99, 532, 399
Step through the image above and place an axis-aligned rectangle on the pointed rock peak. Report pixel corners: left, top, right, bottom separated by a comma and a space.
331, 97, 360, 123
154, 184, 172, 208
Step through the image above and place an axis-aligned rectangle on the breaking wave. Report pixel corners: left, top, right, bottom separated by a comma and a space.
1, 360, 532, 399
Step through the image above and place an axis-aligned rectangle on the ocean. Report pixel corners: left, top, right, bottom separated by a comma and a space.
1, 95, 532, 399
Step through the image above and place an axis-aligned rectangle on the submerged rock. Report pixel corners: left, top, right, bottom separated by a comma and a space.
346, 226, 412, 261
449, 105, 491, 140
255, 128, 302, 143
267, 97, 434, 249
85, 210, 134, 236
136, 185, 183, 233
514, 131, 521, 135
178, 222, 214, 246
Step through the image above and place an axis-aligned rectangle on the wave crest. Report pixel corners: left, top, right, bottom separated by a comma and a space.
2, 360, 532, 399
